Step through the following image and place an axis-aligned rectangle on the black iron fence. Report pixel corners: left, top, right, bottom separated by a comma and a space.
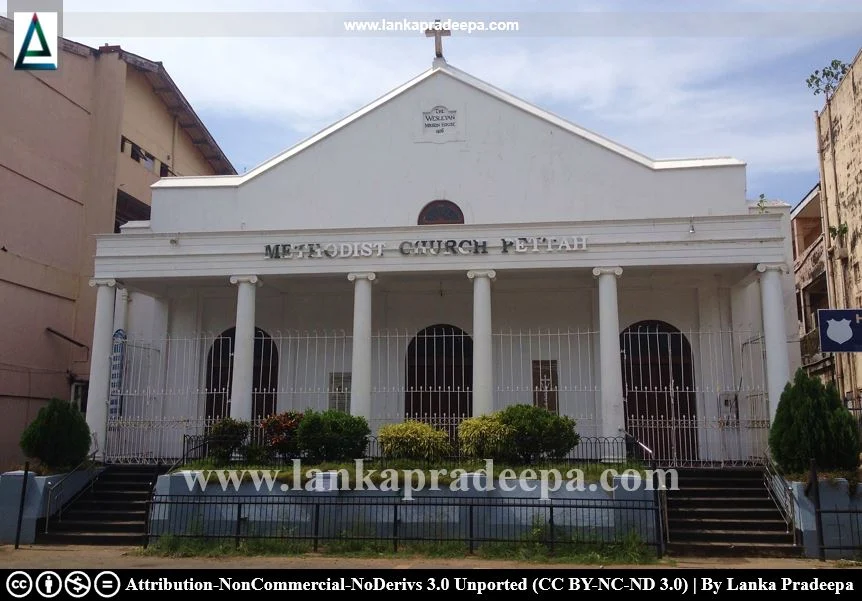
146, 494, 663, 556
181, 434, 641, 471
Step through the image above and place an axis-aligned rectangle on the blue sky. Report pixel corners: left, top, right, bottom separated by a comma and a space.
8, 0, 862, 206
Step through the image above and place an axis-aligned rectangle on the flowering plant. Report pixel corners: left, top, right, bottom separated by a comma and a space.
260, 411, 304, 457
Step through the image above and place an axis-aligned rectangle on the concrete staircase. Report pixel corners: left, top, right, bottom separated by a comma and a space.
37, 465, 165, 546
665, 468, 801, 557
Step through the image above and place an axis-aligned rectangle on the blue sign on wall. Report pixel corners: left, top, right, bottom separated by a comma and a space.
818, 309, 862, 353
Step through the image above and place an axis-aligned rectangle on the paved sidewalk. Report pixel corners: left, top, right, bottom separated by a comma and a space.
0, 545, 851, 570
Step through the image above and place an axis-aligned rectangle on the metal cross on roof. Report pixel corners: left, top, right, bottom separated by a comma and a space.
425, 20, 451, 58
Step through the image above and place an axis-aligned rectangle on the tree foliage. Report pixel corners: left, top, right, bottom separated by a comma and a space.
806, 59, 850, 97
769, 369, 860, 472
20, 398, 91, 470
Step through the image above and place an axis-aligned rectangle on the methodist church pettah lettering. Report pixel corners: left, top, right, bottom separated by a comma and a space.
264, 236, 587, 259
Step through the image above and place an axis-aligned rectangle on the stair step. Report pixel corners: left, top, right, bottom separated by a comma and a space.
82, 490, 152, 500
50, 520, 145, 534
667, 497, 776, 509
669, 529, 794, 543
63, 509, 147, 521
669, 518, 789, 532
668, 487, 768, 498
95, 479, 155, 488
37, 531, 146, 546
666, 541, 802, 558
667, 509, 785, 522
74, 499, 149, 512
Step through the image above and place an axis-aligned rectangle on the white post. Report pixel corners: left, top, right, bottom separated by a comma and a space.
593, 267, 625, 445
85, 278, 117, 459
468, 270, 496, 416
229, 275, 260, 421
757, 263, 791, 420
348, 272, 375, 420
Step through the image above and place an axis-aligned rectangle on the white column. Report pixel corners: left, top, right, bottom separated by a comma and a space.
757, 263, 791, 420
348, 272, 375, 420
229, 275, 261, 421
85, 278, 117, 459
468, 270, 496, 416
593, 267, 625, 442
113, 287, 129, 335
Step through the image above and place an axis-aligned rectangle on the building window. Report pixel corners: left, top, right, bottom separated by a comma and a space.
418, 200, 464, 225
532, 360, 558, 413
71, 381, 89, 413
329, 372, 352, 412
122, 136, 158, 173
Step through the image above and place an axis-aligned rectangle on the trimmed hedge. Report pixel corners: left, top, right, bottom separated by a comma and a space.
497, 404, 580, 462
20, 398, 91, 471
457, 414, 512, 459
378, 421, 450, 460
296, 409, 370, 462
208, 417, 250, 466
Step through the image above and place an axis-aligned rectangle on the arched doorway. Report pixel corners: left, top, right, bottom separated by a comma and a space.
620, 320, 698, 463
205, 327, 279, 421
405, 324, 473, 438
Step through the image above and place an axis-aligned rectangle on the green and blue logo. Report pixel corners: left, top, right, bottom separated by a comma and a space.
13, 12, 58, 70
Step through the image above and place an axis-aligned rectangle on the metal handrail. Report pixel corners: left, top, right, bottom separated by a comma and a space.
44, 450, 99, 533
624, 430, 654, 460
763, 452, 798, 544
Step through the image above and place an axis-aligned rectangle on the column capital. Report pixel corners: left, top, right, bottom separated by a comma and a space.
88, 278, 117, 288
347, 272, 376, 282
592, 266, 623, 278
756, 263, 788, 275
467, 269, 496, 281
230, 275, 262, 286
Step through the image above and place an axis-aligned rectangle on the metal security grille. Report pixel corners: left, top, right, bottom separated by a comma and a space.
103, 326, 766, 464
621, 323, 768, 467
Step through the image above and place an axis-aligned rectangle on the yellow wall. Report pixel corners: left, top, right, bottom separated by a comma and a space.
174, 122, 215, 176
816, 50, 862, 400
119, 67, 217, 191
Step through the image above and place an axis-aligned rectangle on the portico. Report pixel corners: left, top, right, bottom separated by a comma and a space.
84, 59, 798, 466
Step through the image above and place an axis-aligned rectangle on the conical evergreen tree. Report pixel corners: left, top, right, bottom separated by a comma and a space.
769, 369, 860, 472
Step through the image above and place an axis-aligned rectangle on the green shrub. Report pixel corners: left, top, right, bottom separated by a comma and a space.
208, 417, 249, 465
296, 409, 369, 462
241, 443, 274, 465
769, 368, 861, 472
497, 404, 581, 463
457, 414, 512, 458
377, 421, 450, 461
20, 398, 91, 471
260, 411, 304, 458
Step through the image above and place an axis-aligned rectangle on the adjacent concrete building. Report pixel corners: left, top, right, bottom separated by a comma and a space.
0, 16, 235, 467
814, 47, 862, 403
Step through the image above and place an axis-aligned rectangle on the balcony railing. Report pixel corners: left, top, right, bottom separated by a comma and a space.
794, 234, 826, 289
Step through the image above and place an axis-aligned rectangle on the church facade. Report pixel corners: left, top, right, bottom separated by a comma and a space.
84, 60, 800, 466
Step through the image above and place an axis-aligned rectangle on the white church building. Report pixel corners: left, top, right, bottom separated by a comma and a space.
84, 54, 799, 466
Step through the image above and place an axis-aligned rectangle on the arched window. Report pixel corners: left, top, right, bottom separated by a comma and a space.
418, 200, 464, 225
